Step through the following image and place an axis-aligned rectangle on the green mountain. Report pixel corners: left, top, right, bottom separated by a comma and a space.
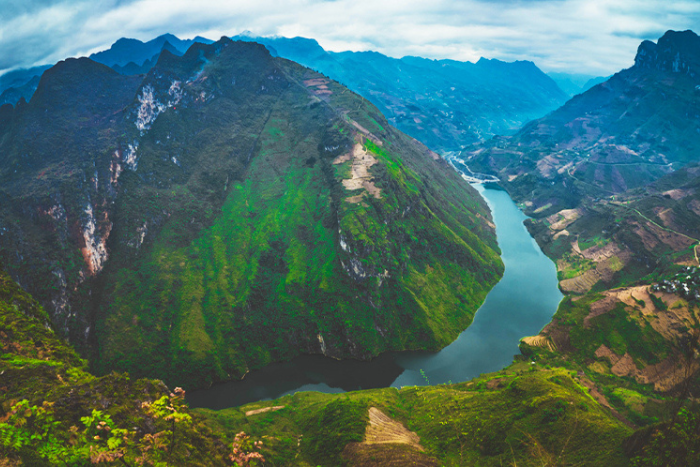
0, 38, 503, 390
234, 35, 570, 151
467, 30, 700, 216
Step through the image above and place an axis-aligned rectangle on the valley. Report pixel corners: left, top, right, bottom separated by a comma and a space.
186, 184, 563, 408
1, 20, 699, 467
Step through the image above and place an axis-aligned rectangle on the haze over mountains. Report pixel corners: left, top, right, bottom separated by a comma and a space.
547, 72, 609, 96
1, 33, 570, 153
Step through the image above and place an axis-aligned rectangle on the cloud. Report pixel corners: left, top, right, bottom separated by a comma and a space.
1, 0, 699, 76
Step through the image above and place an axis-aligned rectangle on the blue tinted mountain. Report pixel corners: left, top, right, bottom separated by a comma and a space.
111, 40, 184, 75
547, 71, 610, 96
0, 65, 51, 105
233, 35, 569, 152
0, 75, 40, 106
0, 39, 502, 389
89, 33, 213, 68
0, 65, 51, 93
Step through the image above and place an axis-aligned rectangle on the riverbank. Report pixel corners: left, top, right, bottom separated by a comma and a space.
187, 184, 562, 409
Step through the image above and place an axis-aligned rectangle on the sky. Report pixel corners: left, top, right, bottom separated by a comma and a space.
1, 0, 700, 77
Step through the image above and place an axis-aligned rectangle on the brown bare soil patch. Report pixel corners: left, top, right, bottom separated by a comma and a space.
579, 241, 619, 261
521, 335, 556, 352
595, 340, 699, 392
611, 352, 640, 377
342, 407, 437, 466
588, 287, 694, 343
687, 199, 700, 217
303, 78, 327, 87
547, 208, 581, 231
585, 295, 619, 327
647, 221, 695, 250
654, 207, 676, 229
333, 152, 352, 164
633, 223, 660, 250
640, 356, 700, 392
537, 154, 561, 178
303, 78, 333, 96
245, 406, 285, 416
560, 269, 601, 294
662, 188, 692, 200
540, 321, 572, 352
475, 213, 496, 230
364, 407, 422, 448
340, 143, 382, 203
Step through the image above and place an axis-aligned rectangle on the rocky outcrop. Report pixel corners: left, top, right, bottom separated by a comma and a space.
634, 30, 700, 77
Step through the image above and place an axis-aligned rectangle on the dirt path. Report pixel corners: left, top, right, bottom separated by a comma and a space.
245, 406, 284, 416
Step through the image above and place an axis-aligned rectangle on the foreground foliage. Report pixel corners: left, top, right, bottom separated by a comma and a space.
0, 266, 232, 465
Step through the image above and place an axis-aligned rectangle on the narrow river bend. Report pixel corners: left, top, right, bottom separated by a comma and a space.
188, 184, 563, 409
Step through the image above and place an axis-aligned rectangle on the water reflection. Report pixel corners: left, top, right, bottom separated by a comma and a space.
187, 184, 563, 409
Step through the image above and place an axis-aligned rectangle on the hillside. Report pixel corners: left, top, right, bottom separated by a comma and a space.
0, 38, 503, 390
449, 31, 700, 461
0, 264, 649, 467
466, 30, 700, 217
0, 265, 231, 466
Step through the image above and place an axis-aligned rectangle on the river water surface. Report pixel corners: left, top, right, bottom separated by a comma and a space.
187, 184, 563, 409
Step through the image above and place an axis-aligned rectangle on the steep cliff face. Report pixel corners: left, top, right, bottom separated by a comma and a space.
634, 30, 700, 74
0, 38, 503, 389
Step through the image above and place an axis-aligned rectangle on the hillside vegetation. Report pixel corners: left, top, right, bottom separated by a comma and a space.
0, 38, 503, 390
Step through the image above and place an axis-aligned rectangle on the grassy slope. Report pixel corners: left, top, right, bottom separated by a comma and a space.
197, 364, 631, 466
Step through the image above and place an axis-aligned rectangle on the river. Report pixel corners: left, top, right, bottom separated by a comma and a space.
187, 184, 563, 409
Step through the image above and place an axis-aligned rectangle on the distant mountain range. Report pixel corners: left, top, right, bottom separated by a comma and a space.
0, 33, 570, 152
547, 72, 609, 96
0, 65, 51, 105
233, 34, 569, 151
89, 33, 214, 68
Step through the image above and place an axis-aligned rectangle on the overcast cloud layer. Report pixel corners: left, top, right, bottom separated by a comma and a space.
2, 0, 700, 76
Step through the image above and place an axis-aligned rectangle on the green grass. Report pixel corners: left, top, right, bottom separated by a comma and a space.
197, 367, 632, 466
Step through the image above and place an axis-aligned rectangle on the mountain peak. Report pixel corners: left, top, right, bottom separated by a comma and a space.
634, 29, 700, 75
